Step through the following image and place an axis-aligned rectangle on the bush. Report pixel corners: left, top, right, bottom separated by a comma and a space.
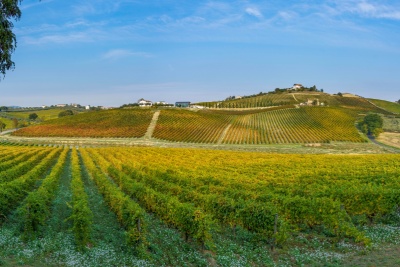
58, 110, 74, 117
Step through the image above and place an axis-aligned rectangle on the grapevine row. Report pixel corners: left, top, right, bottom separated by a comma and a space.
68, 148, 93, 249
84, 148, 213, 245
79, 148, 147, 248
18, 147, 69, 239
0, 147, 62, 221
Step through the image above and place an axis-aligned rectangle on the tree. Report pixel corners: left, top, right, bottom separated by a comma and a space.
0, 120, 5, 132
337, 92, 343, 97
58, 109, 74, 117
358, 113, 383, 137
0, 0, 22, 78
0, 106, 8, 111
397, 99, 400, 104
29, 113, 38, 120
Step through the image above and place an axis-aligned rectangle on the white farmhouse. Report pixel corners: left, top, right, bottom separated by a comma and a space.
138, 98, 152, 107
292, 84, 303, 90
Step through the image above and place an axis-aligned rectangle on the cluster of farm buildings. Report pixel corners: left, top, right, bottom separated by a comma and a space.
137, 99, 192, 108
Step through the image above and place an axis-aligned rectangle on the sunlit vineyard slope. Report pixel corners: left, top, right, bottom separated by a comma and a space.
12, 109, 154, 138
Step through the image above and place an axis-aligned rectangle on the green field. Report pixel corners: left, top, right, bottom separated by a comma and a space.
1, 144, 400, 266
5, 108, 73, 121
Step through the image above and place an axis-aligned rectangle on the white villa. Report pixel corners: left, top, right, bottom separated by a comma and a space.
138, 98, 152, 107
292, 84, 303, 90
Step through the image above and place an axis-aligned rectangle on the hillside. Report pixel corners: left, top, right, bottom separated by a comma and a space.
197, 91, 390, 114
368, 98, 400, 114
10, 92, 396, 144
12, 106, 364, 144
13, 109, 154, 138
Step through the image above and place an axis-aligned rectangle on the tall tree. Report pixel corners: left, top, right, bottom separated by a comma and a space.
0, 0, 22, 78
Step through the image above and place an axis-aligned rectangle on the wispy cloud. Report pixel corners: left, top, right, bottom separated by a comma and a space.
23, 32, 96, 45
20, 0, 55, 10
330, 0, 400, 20
245, 7, 263, 19
101, 49, 153, 60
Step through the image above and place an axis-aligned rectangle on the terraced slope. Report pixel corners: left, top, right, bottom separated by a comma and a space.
12, 109, 154, 138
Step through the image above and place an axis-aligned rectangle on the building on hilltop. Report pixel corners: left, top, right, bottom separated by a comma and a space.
175, 101, 191, 108
292, 84, 303, 90
138, 98, 152, 107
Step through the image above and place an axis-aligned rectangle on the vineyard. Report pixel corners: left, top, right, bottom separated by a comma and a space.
196, 91, 390, 113
221, 107, 364, 144
152, 109, 234, 143
1, 144, 400, 266
13, 109, 154, 138
11, 106, 368, 145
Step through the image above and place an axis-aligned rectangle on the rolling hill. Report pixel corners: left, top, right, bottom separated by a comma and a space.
10, 92, 396, 144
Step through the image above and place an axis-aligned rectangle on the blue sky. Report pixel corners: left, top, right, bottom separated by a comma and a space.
1, 0, 400, 106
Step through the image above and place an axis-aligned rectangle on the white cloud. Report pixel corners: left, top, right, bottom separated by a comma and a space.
102, 49, 153, 60
278, 11, 297, 21
20, 0, 55, 10
23, 32, 95, 45
333, 0, 400, 20
245, 7, 263, 18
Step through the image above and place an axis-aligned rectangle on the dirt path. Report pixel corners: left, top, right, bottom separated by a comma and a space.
0, 129, 17, 135
291, 94, 299, 103
144, 110, 160, 139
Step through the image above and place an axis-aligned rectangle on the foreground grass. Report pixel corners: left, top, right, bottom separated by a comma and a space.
2, 222, 400, 266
